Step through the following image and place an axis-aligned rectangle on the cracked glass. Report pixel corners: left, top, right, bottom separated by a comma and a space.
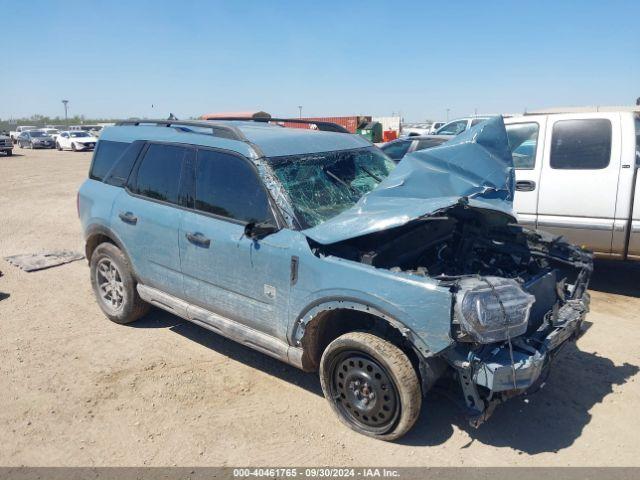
267, 147, 396, 229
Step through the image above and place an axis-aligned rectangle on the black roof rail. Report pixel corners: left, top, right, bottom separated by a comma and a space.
205, 117, 351, 134
115, 119, 248, 142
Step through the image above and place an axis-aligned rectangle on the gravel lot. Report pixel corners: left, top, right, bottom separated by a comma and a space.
0, 147, 639, 467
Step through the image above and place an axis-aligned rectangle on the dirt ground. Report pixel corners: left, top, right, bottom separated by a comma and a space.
0, 146, 639, 467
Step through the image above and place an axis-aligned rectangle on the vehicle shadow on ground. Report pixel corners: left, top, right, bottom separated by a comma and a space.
134, 308, 637, 453
400, 341, 638, 452
589, 259, 640, 297
133, 307, 323, 395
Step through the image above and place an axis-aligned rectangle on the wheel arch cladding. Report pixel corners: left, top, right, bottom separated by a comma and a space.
295, 303, 447, 392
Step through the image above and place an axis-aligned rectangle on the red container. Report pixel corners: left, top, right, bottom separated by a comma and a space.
281, 116, 370, 133
383, 130, 398, 142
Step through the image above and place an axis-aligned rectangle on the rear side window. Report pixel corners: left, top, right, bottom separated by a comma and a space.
103, 141, 145, 187
506, 122, 539, 169
89, 140, 130, 181
132, 143, 187, 204
550, 119, 612, 169
195, 149, 272, 224
381, 140, 411, 161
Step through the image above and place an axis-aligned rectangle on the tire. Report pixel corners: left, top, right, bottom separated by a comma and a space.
6, 150, 12, 156
89, 242, 150, 324
19, 142, 23, 149
319, 332, 422, 441
56, 142, 62, 151
71, 142, 77, 151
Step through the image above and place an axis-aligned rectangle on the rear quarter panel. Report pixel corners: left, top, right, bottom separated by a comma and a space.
78, 179, 121, 246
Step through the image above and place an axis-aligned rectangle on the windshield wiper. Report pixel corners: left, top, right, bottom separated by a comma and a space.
360, 165, 382, 182
324, 168, 359, 195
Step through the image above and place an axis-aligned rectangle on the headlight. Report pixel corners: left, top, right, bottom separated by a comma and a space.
454, 276, 535, 344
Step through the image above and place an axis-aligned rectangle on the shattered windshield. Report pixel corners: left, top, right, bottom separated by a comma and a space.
268, 147, 396, 229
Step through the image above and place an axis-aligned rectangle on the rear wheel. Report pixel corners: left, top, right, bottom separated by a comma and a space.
320, 332, 422, 441
6, 150, 12, 156
90, 242, 150, 324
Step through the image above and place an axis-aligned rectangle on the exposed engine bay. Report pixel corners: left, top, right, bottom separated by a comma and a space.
310, 204, 591, 288
309, 203, 593, 426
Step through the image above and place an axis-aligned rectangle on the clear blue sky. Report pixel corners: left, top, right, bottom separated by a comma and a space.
3, 0, 639, 122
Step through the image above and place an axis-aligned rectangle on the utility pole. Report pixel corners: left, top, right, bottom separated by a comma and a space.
62, 100, 69, 126
298, 106, 302, 118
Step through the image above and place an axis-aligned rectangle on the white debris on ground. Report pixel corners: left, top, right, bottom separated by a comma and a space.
4, 250, 84, 272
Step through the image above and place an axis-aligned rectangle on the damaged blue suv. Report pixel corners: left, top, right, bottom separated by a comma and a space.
78, 116, 592, 440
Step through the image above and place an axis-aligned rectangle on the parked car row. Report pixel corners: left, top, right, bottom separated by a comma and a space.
12, 128, 98, 152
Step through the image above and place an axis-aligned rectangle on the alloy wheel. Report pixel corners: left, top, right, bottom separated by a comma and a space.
95, 258, 125, 312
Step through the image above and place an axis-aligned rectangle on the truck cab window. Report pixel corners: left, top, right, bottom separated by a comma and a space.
506, 122, 539, 169
550, 119, 612, 169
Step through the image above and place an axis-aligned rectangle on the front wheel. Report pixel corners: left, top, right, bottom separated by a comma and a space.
71, 142, 77, 151
89, 242, 150, 324
56, 142, 62, 151
319, 332, 422, 441
6, 150, 12, 156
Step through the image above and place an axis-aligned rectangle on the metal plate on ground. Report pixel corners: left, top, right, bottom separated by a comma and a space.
4, 250, 84, 272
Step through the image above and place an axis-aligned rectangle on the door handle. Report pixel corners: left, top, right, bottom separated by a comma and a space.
118, 211, 138, 225
185, 232, 211, 248
516, 180, 536, 192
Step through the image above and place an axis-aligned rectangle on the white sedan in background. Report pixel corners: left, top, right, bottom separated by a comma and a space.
56, 131, 98, 151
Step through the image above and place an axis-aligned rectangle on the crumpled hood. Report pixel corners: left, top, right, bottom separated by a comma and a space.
303, 116, 515, 245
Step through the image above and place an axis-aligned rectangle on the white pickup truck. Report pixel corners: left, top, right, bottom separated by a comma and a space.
505, 107, 640, 260
9, 125, 37, 142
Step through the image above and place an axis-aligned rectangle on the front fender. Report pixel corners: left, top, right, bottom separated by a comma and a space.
289, 277, 454, 358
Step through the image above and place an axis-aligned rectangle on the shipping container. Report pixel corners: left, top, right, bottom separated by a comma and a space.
280, 116, 371, 133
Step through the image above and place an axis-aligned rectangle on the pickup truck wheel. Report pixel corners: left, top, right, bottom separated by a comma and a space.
90, 242, 150, 324
5, 150, 12, 156
320, 332, 421, 441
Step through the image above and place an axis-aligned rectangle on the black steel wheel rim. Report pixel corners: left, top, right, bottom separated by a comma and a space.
329, 350, 400, 434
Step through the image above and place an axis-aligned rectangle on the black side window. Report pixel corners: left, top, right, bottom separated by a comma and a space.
103, 141, 145, 187
90, 140, 130, 181
381, 140, 411, 161
132, 143, 186, 204
550, 119, 612, 169
195, 149, 272, 223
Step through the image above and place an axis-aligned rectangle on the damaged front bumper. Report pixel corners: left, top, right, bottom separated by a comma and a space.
444, 293, 590, 427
